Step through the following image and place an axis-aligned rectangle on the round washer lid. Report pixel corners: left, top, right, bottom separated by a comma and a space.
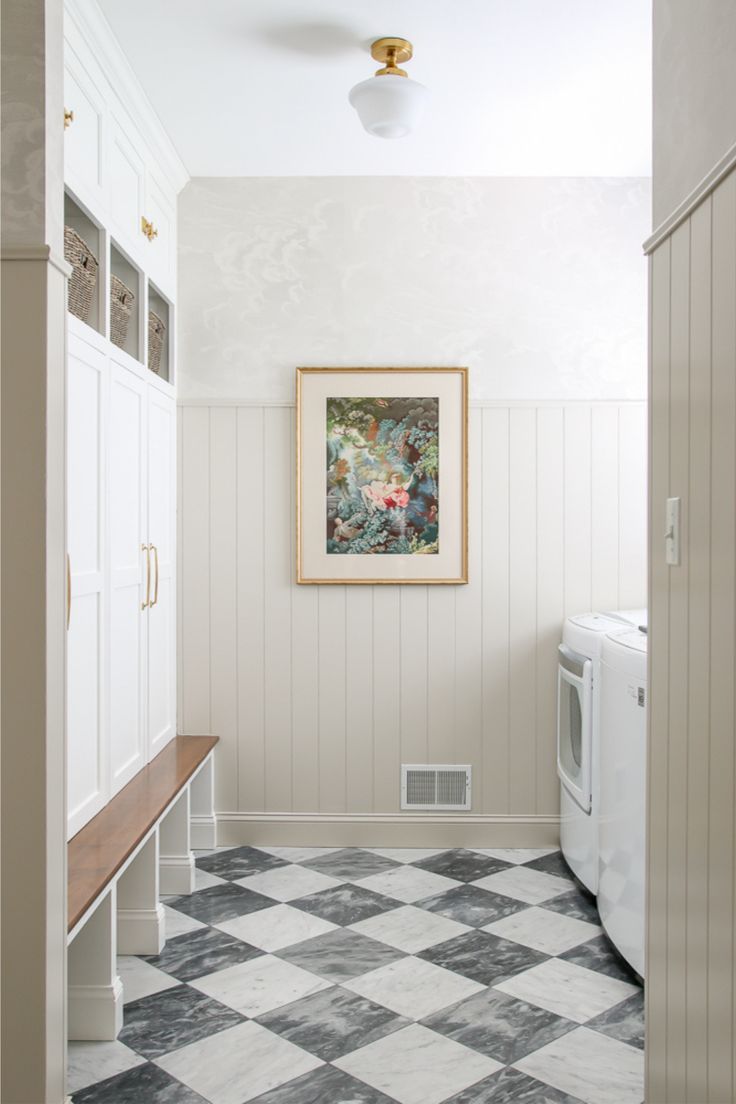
563, 613, 628, 657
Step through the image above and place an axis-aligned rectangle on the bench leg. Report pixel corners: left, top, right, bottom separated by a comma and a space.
159, 787, 195, 895
117, 833, 165, 955
68, 888, 123, 1040
190, 755, 217, 850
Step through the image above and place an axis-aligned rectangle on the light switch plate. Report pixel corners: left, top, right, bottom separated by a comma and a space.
665, 497, 681, 565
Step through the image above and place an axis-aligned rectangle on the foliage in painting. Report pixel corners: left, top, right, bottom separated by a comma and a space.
326, 396, 439, 555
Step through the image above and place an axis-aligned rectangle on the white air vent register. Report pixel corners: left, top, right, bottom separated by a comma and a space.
401, 764, 472, 811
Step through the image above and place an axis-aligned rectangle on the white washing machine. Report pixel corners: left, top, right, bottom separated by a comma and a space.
598, 628, 647, 977
557, 609, 646, 894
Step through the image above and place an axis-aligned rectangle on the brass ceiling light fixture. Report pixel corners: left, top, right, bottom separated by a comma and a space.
349, 37, 427, 139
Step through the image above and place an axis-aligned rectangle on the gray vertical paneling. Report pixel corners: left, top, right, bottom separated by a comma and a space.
647, 166, 736, 1102
179, 400, 646, 820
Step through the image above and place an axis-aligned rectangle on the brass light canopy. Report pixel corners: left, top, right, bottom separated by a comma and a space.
348, 36, 427, 139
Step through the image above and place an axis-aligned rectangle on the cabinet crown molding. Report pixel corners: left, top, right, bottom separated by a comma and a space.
64, 0, 189, 195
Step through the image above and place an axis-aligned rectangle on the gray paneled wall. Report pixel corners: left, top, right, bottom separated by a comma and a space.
647, 167, 736, 1102
178, 400, 646, 830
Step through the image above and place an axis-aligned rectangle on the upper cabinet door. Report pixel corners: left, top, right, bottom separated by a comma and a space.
142, 170, 176, 297
67, 335, 108, 838
109, 113, 145, 263
64, 45, 107, 214
146, 387, 177, 759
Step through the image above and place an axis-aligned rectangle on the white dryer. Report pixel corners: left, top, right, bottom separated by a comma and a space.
557, 609, 646, 894
598, 627, 647, 978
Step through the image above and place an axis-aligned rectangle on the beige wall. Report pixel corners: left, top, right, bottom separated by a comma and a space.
647, 163, 736, 1104
653, 0, 736, 225
1, 1, 67, 1100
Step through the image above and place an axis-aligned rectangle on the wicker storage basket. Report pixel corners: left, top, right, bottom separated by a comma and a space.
110, 274, 135, 349
64, 226, 98, 323
147, 310, 166, 374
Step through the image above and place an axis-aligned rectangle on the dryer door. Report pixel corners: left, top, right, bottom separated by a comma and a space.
557, 645, 592, 812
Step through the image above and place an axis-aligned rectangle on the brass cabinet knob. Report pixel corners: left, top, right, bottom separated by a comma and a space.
64, 108, 74, 129
141, 216, 158, 242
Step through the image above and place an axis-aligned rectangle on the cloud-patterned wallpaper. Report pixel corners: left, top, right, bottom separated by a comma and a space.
178, 176, 650, 402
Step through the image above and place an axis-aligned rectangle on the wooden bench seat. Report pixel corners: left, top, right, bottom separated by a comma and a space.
67, 734, 218, 1041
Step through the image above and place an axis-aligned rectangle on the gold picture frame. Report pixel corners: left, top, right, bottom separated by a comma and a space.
297, 367, 468, 584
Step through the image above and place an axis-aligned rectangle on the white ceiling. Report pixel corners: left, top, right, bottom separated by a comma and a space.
97, 0, 652, 178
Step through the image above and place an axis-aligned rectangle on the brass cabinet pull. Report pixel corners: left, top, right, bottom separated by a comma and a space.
150, 544, 159, 608
141, 216, 158, 242
64, 108, 74, 129
141, 543, 151, 609
66, 553, 72, 630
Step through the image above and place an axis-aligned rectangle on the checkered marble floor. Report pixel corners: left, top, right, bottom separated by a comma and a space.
68, 847, 644, 1104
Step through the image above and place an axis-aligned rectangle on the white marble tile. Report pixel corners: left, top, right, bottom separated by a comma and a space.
495, 958, 640, 1023
163, 903, 207, 938
334, 1023, 502, 1104
354, 864, 460, 903
234, 864, 343, 901
484, 906, 602, 955
116, 955, 179, 1004
190, 953, 332, 1017
156, 1020, 323, 1104
343, 955, 485, 1020
215, 903, 337, 952
195, 867, 228, 891
67, 1039, 145, 1093
255, 845, 342, 862
469, 848, 558, 864
365, 848, 450, 863
514, 1025, 644, 1104
473, 866, 572, 904
350, 904, 472, 953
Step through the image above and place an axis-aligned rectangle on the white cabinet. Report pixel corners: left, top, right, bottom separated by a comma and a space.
63, 44, 106, 213
143, 171, 176, 296
146, 388, 177, 758
108, 361, 148, 794
67, 335, 107, 837
109, 114, 146, 265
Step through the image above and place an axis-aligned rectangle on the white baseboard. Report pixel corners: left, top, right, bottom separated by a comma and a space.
215, 812, 560, 849
160, 852, 196, 896
67, 976, 124, 1041
117, 903, 165, 955
191, 813, 217, 850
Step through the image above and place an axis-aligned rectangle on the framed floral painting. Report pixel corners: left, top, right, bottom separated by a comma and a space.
297, 367, 468, 584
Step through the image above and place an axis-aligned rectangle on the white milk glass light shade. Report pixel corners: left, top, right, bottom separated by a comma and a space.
348, 74, 428, 139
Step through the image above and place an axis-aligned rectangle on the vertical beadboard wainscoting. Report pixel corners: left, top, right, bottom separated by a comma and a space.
178, 400, 646, 845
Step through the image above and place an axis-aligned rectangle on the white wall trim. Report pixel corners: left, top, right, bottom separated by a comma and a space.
177, 397, 647, 409
65, 0, 189, 192
644, 139, 736, 254
215, 812, 560, 849
2, 245, 73, 277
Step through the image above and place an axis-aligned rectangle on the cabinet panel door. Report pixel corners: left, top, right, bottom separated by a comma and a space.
63, 45, 106, 213
147, 387, 176, 758
67, 337, 107, 838
143, 170, 176, 297
109, 114, 145, 262
109, 359, 148, 792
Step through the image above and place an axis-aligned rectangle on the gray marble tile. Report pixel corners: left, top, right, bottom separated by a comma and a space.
257, 984, 409, 1060
418, 930, 549, 986
558, 934, 642, 984
542, 886, 601, 925
277, 927, 405, 983
291, 883, 401, 926
522, 851, 573, 880
196, 845, 289, 881
247, 1063, 399, 1103
142, 926, 263, 982
301, 847, 401, 880
415, 884, 529, 928
444, 1066, 585, 1103
422, 985, 576, 1063
71, 1062, 209, 1103
586, 991, 645, 1049
117, 984, 244, 1059
165, 883, 275, 925
413, 848, 513, 883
